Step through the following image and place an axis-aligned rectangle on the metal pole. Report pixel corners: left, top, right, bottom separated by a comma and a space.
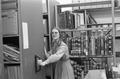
112, 0, 116, 66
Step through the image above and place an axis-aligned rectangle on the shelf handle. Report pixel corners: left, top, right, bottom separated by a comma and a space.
35, 55, 41, 73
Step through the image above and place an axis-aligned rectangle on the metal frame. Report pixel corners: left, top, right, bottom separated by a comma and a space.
55, 0, 117, 79
55, 0, 116, 63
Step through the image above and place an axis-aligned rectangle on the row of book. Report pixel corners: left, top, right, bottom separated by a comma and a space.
58, 11, 97, 29
58, 11, 76, 29
2, 10, 18, 35
59, 22, 114, 56
1, 0, 17, 10
3, 44, 20, 62
58, 11, 86, 29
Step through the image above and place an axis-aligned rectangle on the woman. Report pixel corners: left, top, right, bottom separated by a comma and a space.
37, 27, 74, 79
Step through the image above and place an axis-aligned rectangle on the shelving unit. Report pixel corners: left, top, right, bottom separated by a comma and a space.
0, 0, 21, 79
55, 0, 119, 79
56, 1, 111, 7
0, 0, 47, 79
1, 0, 20, 65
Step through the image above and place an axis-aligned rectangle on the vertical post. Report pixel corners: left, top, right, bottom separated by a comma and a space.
84, 10, 88, 55
84, 10, 87, 28
112, 0, 116, 66
48, 1, 56, 79
55, 5, 58, 28
48, 0, 51, 50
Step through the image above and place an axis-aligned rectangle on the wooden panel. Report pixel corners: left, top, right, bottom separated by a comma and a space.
19, 0, 45, 79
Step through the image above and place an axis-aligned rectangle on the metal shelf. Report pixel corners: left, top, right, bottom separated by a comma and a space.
70, 55, 86, 58
77, 7, 112, 12
115, 36, 120, 39
3, 34, 19, 37
70, 55, 113, 58
4, 62, 20, 66
2, 0, 17, 4
2, 8, 18, 11
60, 27, 112, 32
88, 55, 113, 58
56, 1, 111, 8
115, 7, 120, 12
43, 12, 48, 19
59, 23, 120, 32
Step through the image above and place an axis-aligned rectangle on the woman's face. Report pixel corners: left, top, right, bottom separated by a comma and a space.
52, 28, 60, 40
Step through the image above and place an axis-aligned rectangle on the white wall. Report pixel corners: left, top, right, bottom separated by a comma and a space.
89, 9, 120, 23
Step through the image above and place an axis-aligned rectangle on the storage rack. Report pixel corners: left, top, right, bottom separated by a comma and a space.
55, 0, 118, 79
1, 0, 22, 79
0, 0, 48, 79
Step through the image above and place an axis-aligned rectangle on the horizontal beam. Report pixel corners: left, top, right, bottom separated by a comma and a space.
4, 62, 20, 66
57, 1, 111, 8
60, 27, 112, 31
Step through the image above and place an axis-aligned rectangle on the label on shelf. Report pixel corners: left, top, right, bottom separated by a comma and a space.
22, 22, 29, 49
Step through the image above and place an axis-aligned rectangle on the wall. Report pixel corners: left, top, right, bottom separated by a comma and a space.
89, 9, 120, 23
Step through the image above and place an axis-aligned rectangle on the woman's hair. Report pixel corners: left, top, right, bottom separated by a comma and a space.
51, 27, 62, 50
51, 27, 60, 33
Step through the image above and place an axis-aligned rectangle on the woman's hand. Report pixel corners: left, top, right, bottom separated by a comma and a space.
40, 62, 47, 66
37, 59, 47, 66
37, 59, 42, 65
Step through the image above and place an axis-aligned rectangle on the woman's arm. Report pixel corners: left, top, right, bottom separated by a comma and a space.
44, 37, 52, 58
44, 46, 52, 58
41, 44, 67, 66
